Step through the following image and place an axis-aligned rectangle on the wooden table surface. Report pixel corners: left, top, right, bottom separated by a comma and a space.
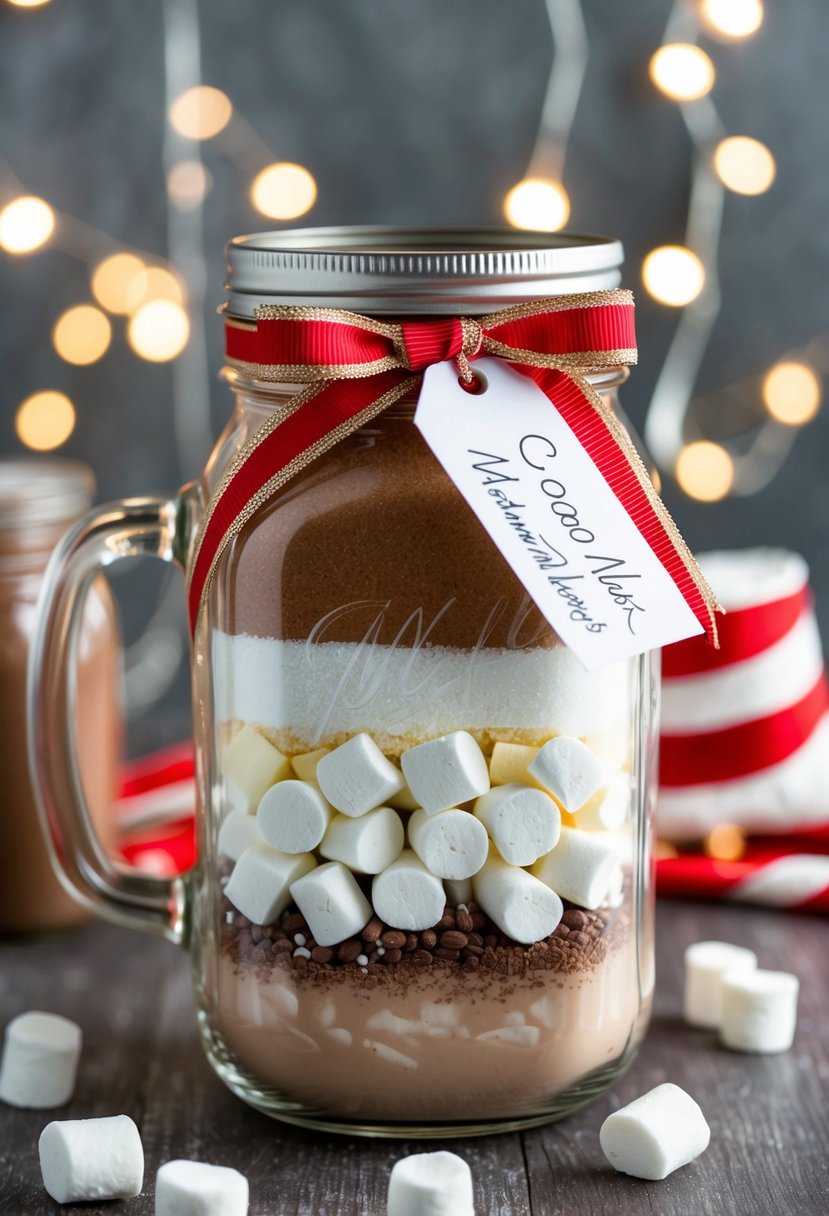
1, 899, 826, 1215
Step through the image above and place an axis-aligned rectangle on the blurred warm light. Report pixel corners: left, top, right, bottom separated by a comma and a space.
0, 196, 55, 254
169, 86, 232, 140
649, 43, 716, 102
52, 305, 112, 366
167, 160, 212, 209
5, 0, 52, 7
125, 266, 185, 313
704, 823, 747, 861
762, 362, 822, 426
655, 839, 679, 861
642, 246, 705, 307
713, 136, 776, 195
15, 391, 76, 451
91, 253, 145, 314
675, 441, 734, 501
127, 300, 190, 362
250, 162, 317, 220
503, 179, 570, 233
700, 0, 763, 39
650, 467, 663, 495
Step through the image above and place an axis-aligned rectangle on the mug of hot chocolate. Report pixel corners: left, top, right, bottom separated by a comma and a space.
28, 227, 718, 1135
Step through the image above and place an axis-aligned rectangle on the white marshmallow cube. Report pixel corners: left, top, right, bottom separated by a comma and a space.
290, 861, 372, 947
488, 742, 545, 790
320, 806, 405, 874
257, 780, 333, 853
316, 733, 403, 817
225, 843, 315, 925
401, 731, 490, 815
683, 941, 758, 1029
473, 855, 563, 944
720, 969, 799, 1054
39, 1114, 144, 1203
599, 1083, 710, 1180
223, 725, 292, 814
532, 827, 618, 910
290, 747, 329, 781
155, 1159, 249, 1216
0, 1011, 81, 1109
372, 851, 446, 931
474, 784, 561, 866
387, 1151, 474, 1216
217, 810, 261, 862
528, 735, 603, 812
408, 808, 489, 880
577, 773, 631, 832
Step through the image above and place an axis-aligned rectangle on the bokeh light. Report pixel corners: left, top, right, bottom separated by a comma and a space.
168, 86, 232, 140
700, 0, 763, 40
503, 179, 570, 233
52, 305, 112, 366
5, 0, 52, 7
762, 362, 822, 426
704, 823, 747, 861
166, 160, 212, 209
127, 300, 190, 362
642, 246, 705, 307
15, 391, 76, 451
713, 136, 776, 195
649, 43, 716, 102
0, 196, 55, 254
675, 441, 734, 501
91, 253, 145, 314
250, 162, 317, 220
124, 266, 185, 313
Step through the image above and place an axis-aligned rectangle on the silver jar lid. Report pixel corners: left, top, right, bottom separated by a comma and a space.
225, 225, 625, 317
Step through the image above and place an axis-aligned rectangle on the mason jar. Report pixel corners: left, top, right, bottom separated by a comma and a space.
29, 227, 659, 1136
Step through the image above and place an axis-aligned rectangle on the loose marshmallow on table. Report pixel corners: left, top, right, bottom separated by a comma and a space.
224, 843, 315, 925
488, 742, 545, 790
473, 854, 563, 944
532, 826, 618, 910
528, 735, 603, 812
473, 783, 561, 866
720, 969, 799, 1053
39, 1114, 144, 1203
408, 808, 489, 880
0, 1011, 81, 1109
372, 851, 446, 931
290, 861, 373, 947
683, 941, 758, 1029
290, 747, 329, 781
217, 809, 262, 862
401, 731, 490, 815
320, 806, 405, 874
155, 1159, 249, 1216
316, 733, 403, 817
576, 773, 631, 833
223, 724, 291, 814
387, 1151, 474, 1216
257, 779, 333, 853
599, 1083, 710, 1180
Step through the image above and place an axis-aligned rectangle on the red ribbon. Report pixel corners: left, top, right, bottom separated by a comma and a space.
663, 589, 808, 679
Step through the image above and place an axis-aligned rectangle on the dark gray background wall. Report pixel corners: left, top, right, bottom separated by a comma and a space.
2, 0, 828, 725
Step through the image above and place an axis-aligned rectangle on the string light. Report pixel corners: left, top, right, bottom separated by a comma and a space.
124, 266, 185, 313
15, 391, 76, 451
52, 305, 111, 366
166, 160, 212, 209
127, 300, 190, 362
700, 0, 763, 40
762, 362, 822, 427
250, 162, 317, 220
649, 43, 715, 102
0, 196, 55, 254
713, 136, 776, 195
704, 823, 747, 861
675, 441, 734, 501
642, 246, 705, 307
503, 179, 570, 232
168, 86, 232, 140
91, 253, 145, 314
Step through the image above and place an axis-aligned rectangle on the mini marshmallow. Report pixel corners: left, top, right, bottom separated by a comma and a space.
290, 747, 329, 781
473, 854, 563, 944
155, 1159, 249, 1216
217, 810, 261, 862
257, 780, 333, 853
476, 1025, 540, 1048
223, 725, 291, 814
319, 806, 405, 874
372, 851, 446, 931
443, 878, 472, 906
488, 742, 545, 790
387, 1151, 474, 1216
577, 773, 631, 832
225, 843, 316, 925
683, 941, 758, 1029
387, 773, 422, 812
528, 735, 603, 812
582, 729, 630, 772
408, 808, 489, 880
0, 1011, 81, 1109
316, 733, 403, 817
401, 731, 490, 815
720, 969, 799, 1054
532, 827, 618, 910
599, 1083, 710, 1180
39, 1114, 144, 1203
473, 783, 561, 866
290, 861, 372, 947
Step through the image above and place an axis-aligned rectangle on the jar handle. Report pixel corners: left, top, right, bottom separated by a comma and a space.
27, 495, 192, 945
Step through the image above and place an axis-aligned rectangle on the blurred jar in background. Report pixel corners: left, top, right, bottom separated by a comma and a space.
0, 459, 120, 933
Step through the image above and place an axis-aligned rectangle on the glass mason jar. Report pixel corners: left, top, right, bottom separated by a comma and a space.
29, 228, 657, 1136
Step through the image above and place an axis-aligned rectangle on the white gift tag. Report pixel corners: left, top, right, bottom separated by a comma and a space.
415, 358, 703, 670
